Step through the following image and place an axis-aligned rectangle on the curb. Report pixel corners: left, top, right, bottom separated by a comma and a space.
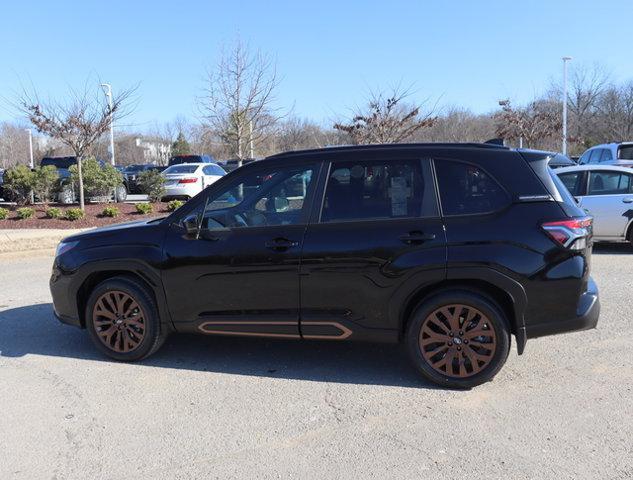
0, 228, 90, 254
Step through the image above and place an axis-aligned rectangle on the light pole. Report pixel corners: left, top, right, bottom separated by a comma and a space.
562, 56, 572, 155
100, 83, 116, 166
26, 129, 34, 169
26, 129, 34, 203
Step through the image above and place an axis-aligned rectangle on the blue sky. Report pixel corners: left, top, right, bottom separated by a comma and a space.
1, 0, 632, 130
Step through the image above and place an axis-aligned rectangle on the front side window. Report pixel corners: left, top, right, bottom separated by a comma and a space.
588, 149, 602, 164
196, 164, 316, 230
435, 160, 509, 215
587, 171, 633, 195
321, 159, 434, 222
557, 171, 584, 196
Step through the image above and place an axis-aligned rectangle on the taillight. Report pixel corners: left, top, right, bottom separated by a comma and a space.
542, 216, 592, 250
178, 178, 198, 184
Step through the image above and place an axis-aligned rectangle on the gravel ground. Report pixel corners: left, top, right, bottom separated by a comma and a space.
0, 245, 632, 479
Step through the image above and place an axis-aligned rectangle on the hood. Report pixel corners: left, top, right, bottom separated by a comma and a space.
63, 217, 163, 242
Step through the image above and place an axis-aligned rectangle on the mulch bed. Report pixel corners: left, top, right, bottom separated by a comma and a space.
0, 203, 171, 229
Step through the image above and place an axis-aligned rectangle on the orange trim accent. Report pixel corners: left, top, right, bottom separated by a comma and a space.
197, 320, 353, 340
302, 321, 353, 340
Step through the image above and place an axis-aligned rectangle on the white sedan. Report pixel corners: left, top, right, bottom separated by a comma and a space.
162, 163, 226, 201
555, 165, 633, 244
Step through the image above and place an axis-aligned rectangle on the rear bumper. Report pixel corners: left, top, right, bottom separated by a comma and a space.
525, 277, 600, 339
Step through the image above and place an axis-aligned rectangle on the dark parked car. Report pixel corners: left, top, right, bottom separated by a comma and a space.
168, 154, 215, 167
122, 164, 155, 194
40, 156, 127, 203
50, 143, 599, 388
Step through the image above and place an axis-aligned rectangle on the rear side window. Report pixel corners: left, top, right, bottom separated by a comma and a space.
600, 149, 613, 162
557, 171, 584, 196
321, 159, 436, 222
588, 171, 633, 195
435, 160, 509, 216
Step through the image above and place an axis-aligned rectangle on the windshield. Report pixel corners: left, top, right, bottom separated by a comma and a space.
40, 157, 76, 169
164, 165, 199, 174
617, 145, 633, 160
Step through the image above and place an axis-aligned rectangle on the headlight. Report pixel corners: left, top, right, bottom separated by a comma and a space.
56, 240, 79, 257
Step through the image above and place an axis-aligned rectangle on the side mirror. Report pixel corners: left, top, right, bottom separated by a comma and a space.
182, 214, 200, 237
274, 197, 290, 213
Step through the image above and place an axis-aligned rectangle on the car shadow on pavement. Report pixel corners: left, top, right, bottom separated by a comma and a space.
592, 243, 632, 255
0, 303, 436, 389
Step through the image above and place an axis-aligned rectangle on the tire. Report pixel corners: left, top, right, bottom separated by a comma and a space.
85, 276, 168, 361
405, 290, 511, 389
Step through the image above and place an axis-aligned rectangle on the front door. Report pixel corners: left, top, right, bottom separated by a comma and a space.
299, 155, 447, 341
162, 160, 320, 337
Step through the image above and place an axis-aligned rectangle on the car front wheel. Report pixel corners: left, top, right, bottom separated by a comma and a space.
406, 290, 510, 389
85, 276, 167, 361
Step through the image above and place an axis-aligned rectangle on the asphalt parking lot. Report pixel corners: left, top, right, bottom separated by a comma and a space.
0, 245, 632, 479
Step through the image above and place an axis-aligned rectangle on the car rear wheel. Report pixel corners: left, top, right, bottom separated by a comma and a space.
85, 276, 167, 361
406, 290, 510, 389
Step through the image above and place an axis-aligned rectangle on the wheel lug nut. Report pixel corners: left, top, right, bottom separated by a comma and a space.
464, 339, 469, 344
459, 331, 463, 336
457, 346, 462, 351
448, 342, 453, 346
449, 332, 453, 336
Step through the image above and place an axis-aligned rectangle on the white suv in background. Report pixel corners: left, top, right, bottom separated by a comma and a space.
578, 142, 633, 167
162, 163, 226, 201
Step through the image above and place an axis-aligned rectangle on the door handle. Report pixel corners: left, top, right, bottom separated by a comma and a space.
623, 198, 633, 203
399, 231, 436, 244
265, 238, 299, 251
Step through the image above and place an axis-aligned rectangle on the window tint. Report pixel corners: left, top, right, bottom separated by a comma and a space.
435, 160, 509, 215
557, 172, 584, 196
588, 171, 633, 195
198, 164, 316, 230
321, 159, 434, 222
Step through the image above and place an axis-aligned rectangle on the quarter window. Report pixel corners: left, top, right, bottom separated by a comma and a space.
435, 160, 509, 215
321, 159, 435, 222
557, 172, 584, 196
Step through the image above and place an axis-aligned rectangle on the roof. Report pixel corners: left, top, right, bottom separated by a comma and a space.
554, 164, 633, 174
266, 142, 509, 159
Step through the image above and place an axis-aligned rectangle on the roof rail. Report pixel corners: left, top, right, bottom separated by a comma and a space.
267, 142, 509, 159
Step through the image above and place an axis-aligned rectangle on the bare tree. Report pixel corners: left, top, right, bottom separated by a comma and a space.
199, 40, 282, 164
334, 87, 436, 144
597, 82, 633, 141
15, 82, 134, 209
495, 98, 561, 149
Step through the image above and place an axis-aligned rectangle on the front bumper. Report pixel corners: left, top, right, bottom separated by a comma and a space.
525, 277, 600, 339
50, 265, 83, 328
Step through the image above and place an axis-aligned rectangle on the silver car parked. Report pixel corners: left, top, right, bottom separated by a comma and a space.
555, 165, 633, 244
578, 142, 633, 167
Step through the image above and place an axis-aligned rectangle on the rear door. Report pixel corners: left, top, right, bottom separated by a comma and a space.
299, 153, 446, 341
579, 170, 633, 239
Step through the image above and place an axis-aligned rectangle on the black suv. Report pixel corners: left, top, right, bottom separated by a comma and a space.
50, 144, 600, 388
